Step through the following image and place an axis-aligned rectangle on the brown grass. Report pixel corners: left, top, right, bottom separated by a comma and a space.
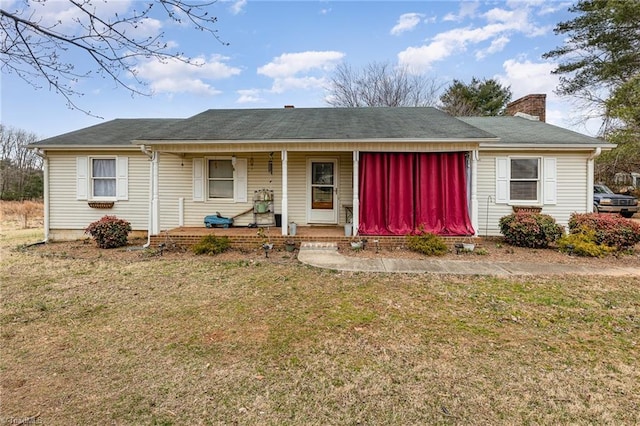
1, 226, 639, 425
0, 200, 43, 230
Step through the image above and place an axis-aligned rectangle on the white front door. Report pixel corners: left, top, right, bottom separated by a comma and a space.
307, 158, 338, 224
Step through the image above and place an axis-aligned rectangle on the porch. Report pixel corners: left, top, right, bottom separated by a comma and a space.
149, 225, 480, 252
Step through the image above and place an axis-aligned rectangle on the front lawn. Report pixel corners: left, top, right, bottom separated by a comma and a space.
1, 230, 639, 424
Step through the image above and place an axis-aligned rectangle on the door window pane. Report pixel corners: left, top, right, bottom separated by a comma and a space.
312, 187, 333, 209
312, 163, 334, 185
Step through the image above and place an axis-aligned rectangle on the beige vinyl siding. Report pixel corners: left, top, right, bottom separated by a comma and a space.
165, 153, 283, 228
48, 151, 149, 233
158, 151, 355, 229
286, 151, 353, 226
478, 151, 589, 236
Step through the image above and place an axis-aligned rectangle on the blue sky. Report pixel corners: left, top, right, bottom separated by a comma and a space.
2, 0, 602, 139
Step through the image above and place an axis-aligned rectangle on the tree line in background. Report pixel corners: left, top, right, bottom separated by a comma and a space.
0, 124, 43, 200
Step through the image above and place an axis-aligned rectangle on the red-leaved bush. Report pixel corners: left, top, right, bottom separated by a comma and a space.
499, 211, 564, 248
85, 216, 132, 249
568, 213, 640, 250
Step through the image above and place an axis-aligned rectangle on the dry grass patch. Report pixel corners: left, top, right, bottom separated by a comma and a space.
1, 200, 43, 230
1, 230, 639, 424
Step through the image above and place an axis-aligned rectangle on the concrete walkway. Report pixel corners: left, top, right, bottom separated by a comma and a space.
297, 242, 640, 276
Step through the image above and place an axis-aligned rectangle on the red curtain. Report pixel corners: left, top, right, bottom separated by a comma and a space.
358, 152, 474, 236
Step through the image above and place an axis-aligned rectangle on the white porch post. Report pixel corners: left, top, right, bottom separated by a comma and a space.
471, 150, 479, 236
352, 151, 360, 235
42, 152, 50, 242
281, 150, 288, 235
151, 152, 160, 235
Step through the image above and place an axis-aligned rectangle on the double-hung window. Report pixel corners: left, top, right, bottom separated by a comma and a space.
496, 156, 556, 205
76, 156, 128, 201
92, 158, 117, 198
509, 158, 539, 202
208, 159, 234, 199
193, 157, 247, 202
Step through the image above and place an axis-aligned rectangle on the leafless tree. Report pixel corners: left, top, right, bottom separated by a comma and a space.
326, 62, 442, 107
1, 0, 227, 114
0, 124, 43, 200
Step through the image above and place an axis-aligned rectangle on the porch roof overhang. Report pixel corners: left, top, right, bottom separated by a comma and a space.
132, 138, 499, 153
28, 145, 142, 151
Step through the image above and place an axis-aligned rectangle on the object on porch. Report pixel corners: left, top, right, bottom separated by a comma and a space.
204, 211, 234, 228
288, 222, 297, 236
253, 189, 275, 227
344, 222, 353, 237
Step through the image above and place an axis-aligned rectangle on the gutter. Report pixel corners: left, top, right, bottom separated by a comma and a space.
32, 149, 49, 243
588, 146, 602, 160
587, 147, 602, 213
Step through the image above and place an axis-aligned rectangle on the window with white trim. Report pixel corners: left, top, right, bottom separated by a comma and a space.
193, 157, 247, 203
510, 158, 539, 201
92, 158, 117, 198
496, 156, 556, 205
77, 156, 128, 201
208, 159, 234, 199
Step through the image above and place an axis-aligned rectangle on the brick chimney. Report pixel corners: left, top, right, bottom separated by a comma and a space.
506, 94, 546, 122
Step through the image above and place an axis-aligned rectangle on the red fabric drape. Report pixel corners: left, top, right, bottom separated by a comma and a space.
358, 152, 474, 236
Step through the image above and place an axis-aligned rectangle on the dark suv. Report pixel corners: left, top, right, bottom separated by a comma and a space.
593, 184, 638, 218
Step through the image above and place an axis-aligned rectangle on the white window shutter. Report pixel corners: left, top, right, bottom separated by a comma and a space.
234, 158, 248, 203
76, 156, 88, 200
543, 157, 557, 205
495, 157, 509, 204
116, 156, 129, 200
193, 158, 204, 202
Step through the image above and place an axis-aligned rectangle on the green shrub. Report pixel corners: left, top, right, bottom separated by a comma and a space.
192, 235, 230, 255
85, 216, 132, 249
406, 232, 448, 256
558, 228, 615, 257
499, 212, 564, 248
568, 213, 640, 250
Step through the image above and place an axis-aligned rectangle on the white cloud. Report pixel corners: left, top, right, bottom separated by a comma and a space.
390, 13, 425, 36
496, 58, 559, 98
236, 89, 264, 104
258, 51, 344, 78
443, 1, 480, 22
228, 0, 247, 15
134, 54, 241, 95
257, 51, 344, 93
476, 36, 510, 60
398, 3, 549, 72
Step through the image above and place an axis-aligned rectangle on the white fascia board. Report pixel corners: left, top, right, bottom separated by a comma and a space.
479, 143, 615, 151
28, 145, 141, 151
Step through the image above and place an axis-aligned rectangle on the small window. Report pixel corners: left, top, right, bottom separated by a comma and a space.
92, 158, 116, 198
208, 159, 234, 199
510, 158, 539, 202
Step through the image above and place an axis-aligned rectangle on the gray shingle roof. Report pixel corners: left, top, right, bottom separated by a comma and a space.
30, 108, 611, 148
138, 107, 496, 141
459, 116, 606, 145
30, 118, 181, 147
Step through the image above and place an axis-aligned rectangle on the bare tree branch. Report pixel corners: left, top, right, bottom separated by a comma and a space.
1, 0, 227, 115
326, 61, 442, 108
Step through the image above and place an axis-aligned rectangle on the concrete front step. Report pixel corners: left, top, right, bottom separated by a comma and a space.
299, 242, 339, 251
